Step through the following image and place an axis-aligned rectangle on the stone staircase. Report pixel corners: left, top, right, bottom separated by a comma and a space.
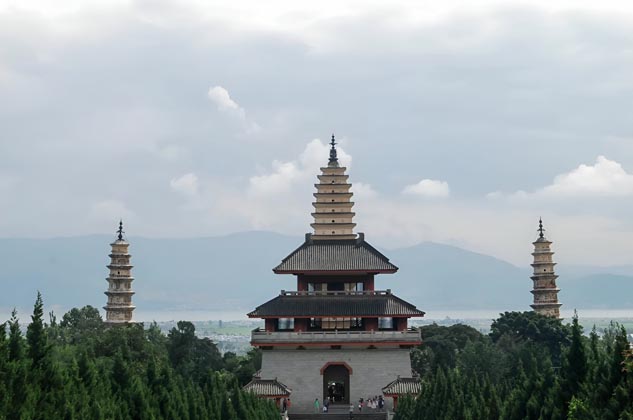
287, 406, 388, 420
288, 415, 387, 420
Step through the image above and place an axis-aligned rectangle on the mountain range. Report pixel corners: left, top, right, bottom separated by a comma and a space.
1, 231, 632, 319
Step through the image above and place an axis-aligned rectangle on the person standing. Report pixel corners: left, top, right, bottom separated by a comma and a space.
314, 398, 320, 413
349, 403, 355, 419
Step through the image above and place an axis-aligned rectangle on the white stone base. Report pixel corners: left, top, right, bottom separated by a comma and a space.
259, 347, 412, 413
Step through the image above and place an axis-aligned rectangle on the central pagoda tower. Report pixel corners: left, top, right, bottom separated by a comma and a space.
247, 136, 424, 413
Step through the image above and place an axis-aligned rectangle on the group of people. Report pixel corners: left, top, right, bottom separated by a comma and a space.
351, 396, 385, 412
313, 397, 331, 413
310, 395, 385, 416
281, 397, 291, 414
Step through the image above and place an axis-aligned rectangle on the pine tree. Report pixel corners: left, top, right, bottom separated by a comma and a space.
27, 291, 48, 367
559, 311, 587, 415
8, 308, 24, 361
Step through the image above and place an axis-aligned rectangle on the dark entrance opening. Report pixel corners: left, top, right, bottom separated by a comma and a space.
328, 282, 345, 291
323, 364, 350, 404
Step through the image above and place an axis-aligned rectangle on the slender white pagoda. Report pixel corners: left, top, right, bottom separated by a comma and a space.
310, 135, 357, 240
104, 221, 136, 324
530, 218, 562, 318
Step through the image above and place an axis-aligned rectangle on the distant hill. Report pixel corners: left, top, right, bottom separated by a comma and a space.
0, 232, 631, 318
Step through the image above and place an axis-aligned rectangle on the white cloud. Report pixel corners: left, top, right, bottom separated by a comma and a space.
495, 156, 633, 199
208, 86, 244, 116
402, 179, 450, 198
353, 182, 378, 199
207, 86, 260, 133
170, 173, 199, 196
248, 138, 352, 196
540, 156, 633, 197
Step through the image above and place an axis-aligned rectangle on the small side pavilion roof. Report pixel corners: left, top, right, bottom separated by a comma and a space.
382, 377, 422, 396
243, 377, 291, 398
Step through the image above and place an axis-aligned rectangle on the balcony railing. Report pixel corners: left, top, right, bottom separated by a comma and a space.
251, 328, 421, 345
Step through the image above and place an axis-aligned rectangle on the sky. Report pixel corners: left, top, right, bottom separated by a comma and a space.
2, 0, 633, 266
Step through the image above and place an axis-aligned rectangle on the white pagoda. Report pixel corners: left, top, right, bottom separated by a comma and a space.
104, 221, 136, 324
530, 218, 562, 318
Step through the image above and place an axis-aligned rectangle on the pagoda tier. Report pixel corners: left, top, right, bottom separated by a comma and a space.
311, 135, 357, 240
274, 233, 397, 275
104, 221, 136, 325
248, 290, 423, 348
530, 219, 562, 318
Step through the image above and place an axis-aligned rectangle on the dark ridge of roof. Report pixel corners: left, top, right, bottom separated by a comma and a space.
247, 291, 424, 318
382, 377, 422, 396
273, 234, 398, 273
243, 378, 291, 396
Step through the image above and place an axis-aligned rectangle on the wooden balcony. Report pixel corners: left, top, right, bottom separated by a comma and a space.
250, 328, 421, 346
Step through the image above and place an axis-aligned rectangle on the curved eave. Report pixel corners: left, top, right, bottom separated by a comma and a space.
250, 341, 422, 347
310, 223, 357, 229
311, 212, 356, 217
273, 268, 398, 275
248, 313, 425, 318
313, 193, 353, 198
530, 288, 560, 294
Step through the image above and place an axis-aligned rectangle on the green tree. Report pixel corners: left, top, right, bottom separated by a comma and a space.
8, 308, 23, 362
26, 291, 49, 366
559, 312, 587, 416
490, 311, 570, 364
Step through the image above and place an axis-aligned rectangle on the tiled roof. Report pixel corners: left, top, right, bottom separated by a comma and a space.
273, 234, 398, 274
243, 378, 291, 397
247, 291, 424, 318
382, 377, 422, 396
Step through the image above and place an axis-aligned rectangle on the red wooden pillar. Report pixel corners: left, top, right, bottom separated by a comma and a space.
365, 318, 378, 331
395, 318, 407, 331
365, 276, 375, 291
294, 318, 308, 332
265, 318, 276, 332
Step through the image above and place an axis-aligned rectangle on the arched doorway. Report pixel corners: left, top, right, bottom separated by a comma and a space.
322, 363, 351, 405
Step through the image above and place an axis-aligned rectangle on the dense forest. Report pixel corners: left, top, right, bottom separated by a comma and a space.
397, 311, 633, 420
0, 293, 276, 420
3, 294, 633, 419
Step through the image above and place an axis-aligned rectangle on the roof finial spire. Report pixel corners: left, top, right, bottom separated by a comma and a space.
328, 133, 339, 167
538, 217, 545, 239
117, 219, 124, 241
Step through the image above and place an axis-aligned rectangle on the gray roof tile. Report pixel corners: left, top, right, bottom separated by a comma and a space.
248, 291, 424, 317
382, 377, 422, 395
243, 378, 291, 396
273, 235, 398, 273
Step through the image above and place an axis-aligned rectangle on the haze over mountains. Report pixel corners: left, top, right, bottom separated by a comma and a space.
1, 231, 632, 319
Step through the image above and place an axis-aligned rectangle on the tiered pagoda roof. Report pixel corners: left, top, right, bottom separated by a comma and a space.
530, 218, 562, 318
310, 135, 357, 240
104, 221, 136, 325
248, 290, 425, 318
273, 233, 398, 274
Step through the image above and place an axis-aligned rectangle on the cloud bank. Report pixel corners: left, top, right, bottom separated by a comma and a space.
2, 1, 633, 265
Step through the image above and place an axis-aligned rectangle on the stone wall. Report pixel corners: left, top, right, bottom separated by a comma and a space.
260, 347, 412, 413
